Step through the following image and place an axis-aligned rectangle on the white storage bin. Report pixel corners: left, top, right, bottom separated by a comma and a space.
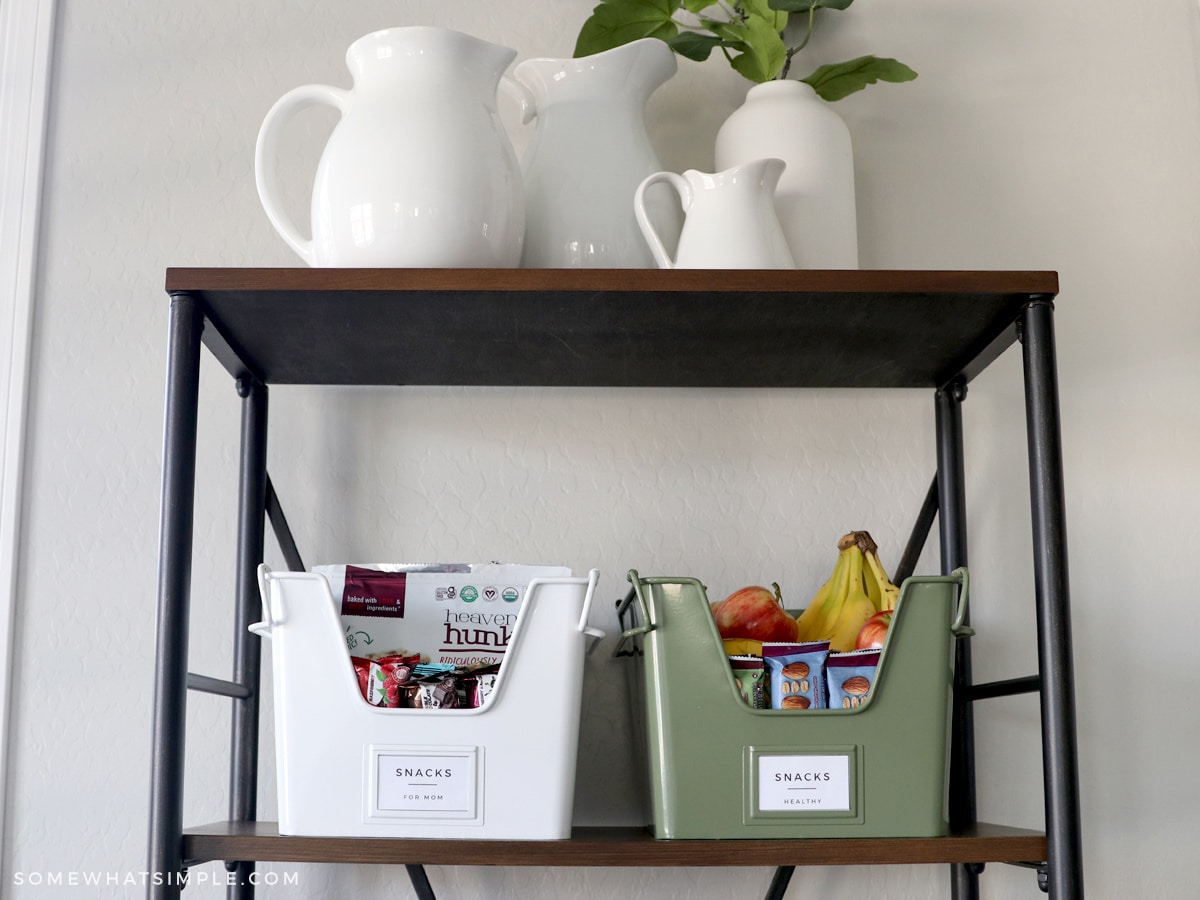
254, 565, 602, 839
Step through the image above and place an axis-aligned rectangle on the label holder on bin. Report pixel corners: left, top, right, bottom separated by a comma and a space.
744, 745, 864, 825
365, 744, 483, 824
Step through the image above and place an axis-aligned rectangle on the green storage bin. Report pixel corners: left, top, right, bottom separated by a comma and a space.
616, 568, 970, 839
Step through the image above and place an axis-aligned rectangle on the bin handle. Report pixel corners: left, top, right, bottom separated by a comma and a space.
949, 566, 974, 638
577, 569, 606, 651
248, 563, 277, 638
613, 569, 655, 657
579, 569, 606, 656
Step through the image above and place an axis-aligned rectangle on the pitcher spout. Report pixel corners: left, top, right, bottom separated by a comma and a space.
346, 26, 517, 89
618, 37, 678, 97
513, 37, 676, 108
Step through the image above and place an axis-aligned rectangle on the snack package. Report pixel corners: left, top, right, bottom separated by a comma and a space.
826, 649, 881, 709
351, 652, 421, 707
763, 641, 830, 710
728, 655, 768, 709
315, 562, 571, 668
351, 656, 372, 700
462, 663, 502, 709
372, 653, 421, 707
415, 674, 461, 709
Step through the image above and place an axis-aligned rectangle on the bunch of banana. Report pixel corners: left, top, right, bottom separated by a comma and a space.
794, 531, 901, 651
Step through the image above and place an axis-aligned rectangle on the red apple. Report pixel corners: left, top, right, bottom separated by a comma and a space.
855, 610, 893, 650
713, 583, 798, 643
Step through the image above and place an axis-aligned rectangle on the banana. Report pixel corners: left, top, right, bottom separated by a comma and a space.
797, 531, 902, 647
723, 638, 764, 656
860, 534, 901, 613
794, 539, 854, 642
827, 540, 877, 651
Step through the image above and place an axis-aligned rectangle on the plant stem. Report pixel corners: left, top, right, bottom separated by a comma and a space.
777, 5, 817, 80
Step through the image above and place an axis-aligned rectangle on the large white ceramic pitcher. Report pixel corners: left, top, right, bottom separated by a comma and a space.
509, 38, 680, 268
255, 27, 524, 267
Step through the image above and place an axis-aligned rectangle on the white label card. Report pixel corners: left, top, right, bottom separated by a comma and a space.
757, 754, 851, 812
376, 751, 474, 813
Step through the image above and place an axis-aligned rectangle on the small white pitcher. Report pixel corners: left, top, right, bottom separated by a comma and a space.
634, 158, 794, 269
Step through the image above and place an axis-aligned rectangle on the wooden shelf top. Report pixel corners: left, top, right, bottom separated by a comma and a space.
165, 268, 1059, 390
182, 822, 1047, 869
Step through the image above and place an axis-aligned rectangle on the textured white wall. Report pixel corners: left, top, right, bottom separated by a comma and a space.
4, 0, 1199, 897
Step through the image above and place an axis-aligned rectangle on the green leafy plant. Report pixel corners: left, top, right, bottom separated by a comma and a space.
574, 0, 916, 100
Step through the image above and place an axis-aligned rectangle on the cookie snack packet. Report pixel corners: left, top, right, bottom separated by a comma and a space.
826, 649, 881, 709
728, 655, 768, 709
763, 641, 830, 710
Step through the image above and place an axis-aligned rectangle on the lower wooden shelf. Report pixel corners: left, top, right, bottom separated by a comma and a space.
182, 822, 1046, 869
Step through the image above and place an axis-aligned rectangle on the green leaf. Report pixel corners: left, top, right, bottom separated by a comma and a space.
574, 0, 682, 57
667, 31, 728, 62
740, 0, 789, 32
768, 0, 854, 11
681, 0, 716, 12
801, 54, 917, 101
724, 15, 788, 83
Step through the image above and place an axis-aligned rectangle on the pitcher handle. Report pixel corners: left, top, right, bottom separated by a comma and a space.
254, 83, 348, 267
500, 75, 537, 125
634, 171, 689, 269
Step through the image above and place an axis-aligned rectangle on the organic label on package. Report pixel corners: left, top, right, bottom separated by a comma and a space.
315, 563, 571, 667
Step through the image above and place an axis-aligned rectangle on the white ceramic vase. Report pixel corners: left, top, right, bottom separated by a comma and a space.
714, 80, 858, 269
509, 38, 681, 268
255, 27, 525, 268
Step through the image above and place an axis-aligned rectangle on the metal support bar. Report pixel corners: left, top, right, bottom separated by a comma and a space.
406, 864, 437, 900
1020, 299, 1084, 898
935, 380, 979, 900
895, 474, 939, 584
968, 675, 1041, 702
265, 474, 305, 572
187, 673, 251, 699
147, 293, 204, 900
226, 377, 269, 899
763, 866, 794, 900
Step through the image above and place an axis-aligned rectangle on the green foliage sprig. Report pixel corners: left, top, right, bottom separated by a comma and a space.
574, 0, 916, 100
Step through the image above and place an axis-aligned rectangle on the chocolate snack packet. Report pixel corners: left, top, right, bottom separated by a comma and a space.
763, 641, 830, 710
415, 674, 461, 709
462, 663, 502, 709
728, 655, 768, 709
349, 652, 421, 706
351, 657, 372, 702
826, 649, 881, 709
372, 653, 420, 707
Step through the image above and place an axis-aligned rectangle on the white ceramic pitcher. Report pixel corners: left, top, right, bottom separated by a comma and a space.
255, 27, 524, 268
634, 158, 795, 269
508, 38, 681, 268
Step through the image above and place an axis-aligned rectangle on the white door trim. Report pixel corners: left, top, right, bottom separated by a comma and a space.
0, 0, 58, 831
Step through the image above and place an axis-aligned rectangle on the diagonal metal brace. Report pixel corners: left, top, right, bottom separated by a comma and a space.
764, 866, 793, 900
264, 474, 305, 572
406, 864, 437, 900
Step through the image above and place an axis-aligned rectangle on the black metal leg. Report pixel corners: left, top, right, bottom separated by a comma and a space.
935, 380, 980, 900
1020, 300, 1083, 898
147, 293, 204, 900
763, 866, 794, 900
227, 377, 269, 898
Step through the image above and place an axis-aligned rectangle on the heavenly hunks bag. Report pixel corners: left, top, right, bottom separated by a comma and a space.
314, 563, 572, 667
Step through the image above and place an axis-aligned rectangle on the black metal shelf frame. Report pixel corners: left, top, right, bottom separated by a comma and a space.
146, 270, 1081, 900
